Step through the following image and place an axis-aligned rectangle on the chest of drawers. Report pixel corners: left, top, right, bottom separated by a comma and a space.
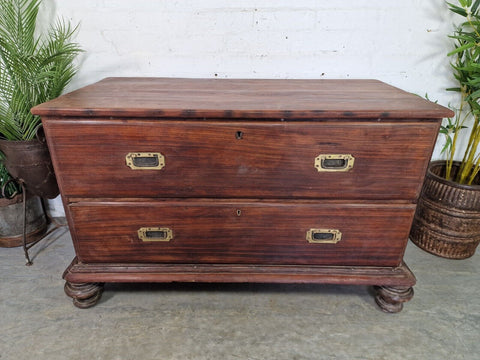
32, 78, 452, 312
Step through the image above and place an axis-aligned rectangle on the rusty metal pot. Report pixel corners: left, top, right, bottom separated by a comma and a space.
0, 134, 59, 199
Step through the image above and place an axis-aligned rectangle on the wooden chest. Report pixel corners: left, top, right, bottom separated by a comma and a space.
32, 78, 452, 312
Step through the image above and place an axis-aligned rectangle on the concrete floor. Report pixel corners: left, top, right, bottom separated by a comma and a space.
0, 223, 479, 360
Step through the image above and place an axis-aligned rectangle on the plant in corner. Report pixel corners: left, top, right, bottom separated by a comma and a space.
0, 157, 20, 199
0, 0, 82, 198
410, 0, 480, 259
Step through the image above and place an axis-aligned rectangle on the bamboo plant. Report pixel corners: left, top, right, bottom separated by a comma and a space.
0, 0, 82, 141
443, 0, 480, 184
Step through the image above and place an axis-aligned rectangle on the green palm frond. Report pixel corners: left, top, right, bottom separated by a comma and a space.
0, 0, 82, 141
0, 160, 21, 198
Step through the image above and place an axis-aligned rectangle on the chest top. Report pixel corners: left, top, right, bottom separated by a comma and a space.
31, 77, 453, 120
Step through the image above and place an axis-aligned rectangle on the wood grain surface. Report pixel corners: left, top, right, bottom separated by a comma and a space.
32, 77, 453, 119
69, 201, 415, 266
36, 78, 443, 309
44, 120, 439, 200
63, 258, 416, 287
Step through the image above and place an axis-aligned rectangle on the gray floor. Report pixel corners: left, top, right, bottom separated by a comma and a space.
1, 223, 479, 360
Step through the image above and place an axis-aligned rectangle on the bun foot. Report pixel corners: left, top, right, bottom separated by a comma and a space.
64, 282, 104, 309
374, 285, 414, 313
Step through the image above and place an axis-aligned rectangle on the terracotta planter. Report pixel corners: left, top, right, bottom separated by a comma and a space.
0, 193, 47, 248
0, 137, 59, 199
410, 160, 480, 259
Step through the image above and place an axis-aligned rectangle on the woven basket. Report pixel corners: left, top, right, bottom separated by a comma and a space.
410, 161, 480, 259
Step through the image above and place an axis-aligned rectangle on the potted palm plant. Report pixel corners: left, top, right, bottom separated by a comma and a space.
0, 0, 82, 198
410, 0, 480, 259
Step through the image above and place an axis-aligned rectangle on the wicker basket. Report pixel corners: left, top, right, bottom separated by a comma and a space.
410, 161, 480, 259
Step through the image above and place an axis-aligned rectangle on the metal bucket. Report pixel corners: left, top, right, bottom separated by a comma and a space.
0, 194, 47, 248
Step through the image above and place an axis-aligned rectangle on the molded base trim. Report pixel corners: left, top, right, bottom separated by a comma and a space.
63, 259, 416, 311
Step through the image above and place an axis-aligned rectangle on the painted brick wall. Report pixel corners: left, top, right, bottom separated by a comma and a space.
43, 0, 458, 215
48, 1, 455, 98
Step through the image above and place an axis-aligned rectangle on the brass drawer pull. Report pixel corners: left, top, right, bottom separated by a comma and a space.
315, 154, 354, 172
126, 152, 165, 170
306, 229, 342, 244
138, 227, 173, 242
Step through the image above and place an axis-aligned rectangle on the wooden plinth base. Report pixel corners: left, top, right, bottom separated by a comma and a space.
374, 285, 415, 313
63, 258, 416, 311
64, 281, 104, 309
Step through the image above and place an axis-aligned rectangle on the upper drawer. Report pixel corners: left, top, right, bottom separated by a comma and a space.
44, 119, 438, 200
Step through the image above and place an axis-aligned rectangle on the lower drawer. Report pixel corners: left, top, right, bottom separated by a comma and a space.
69, 201, 415, 266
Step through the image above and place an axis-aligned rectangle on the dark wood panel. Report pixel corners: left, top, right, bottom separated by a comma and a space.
35, 77, 431, 310
45, 120, 438, 200
69, 201, 415, 266
63, 257, 416, 287
32, 77, 453, 119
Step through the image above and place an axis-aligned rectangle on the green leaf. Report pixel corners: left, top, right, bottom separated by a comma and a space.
448, 2, 469, 17
441, 136, 452, 154
466, 88, 480, 101
0, 0, 82, 141
0, 161, 21, 198
448, 42, 476, 56
473, 0, 480, 13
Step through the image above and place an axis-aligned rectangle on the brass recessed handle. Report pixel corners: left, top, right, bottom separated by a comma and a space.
126, 152, 165, 170
138, 227, 173, 242
315, 154, 355, 172
306, 229, 342, 244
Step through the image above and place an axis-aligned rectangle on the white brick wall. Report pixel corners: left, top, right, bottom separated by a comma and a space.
43, 0, 458, 215
48, 1, 456, 96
